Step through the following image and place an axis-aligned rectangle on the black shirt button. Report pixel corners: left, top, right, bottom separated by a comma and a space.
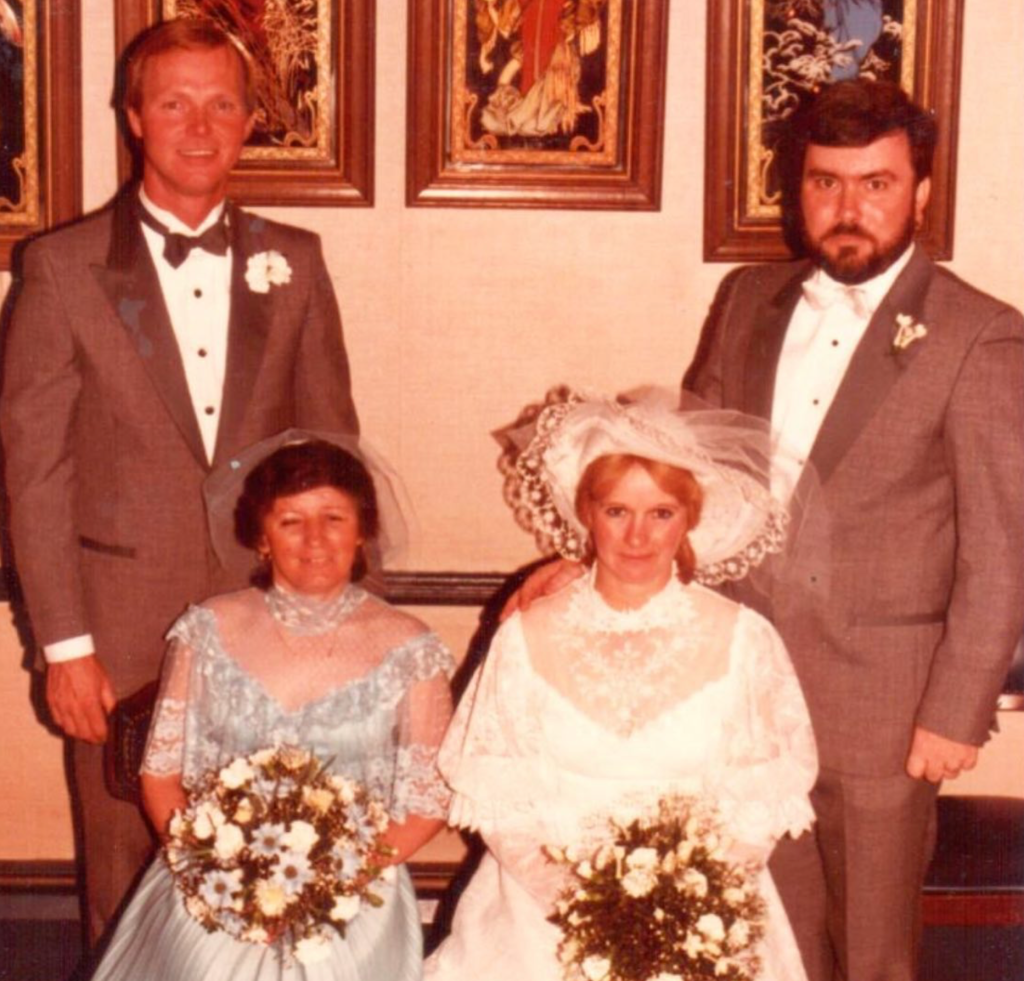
204, 406, 215, 416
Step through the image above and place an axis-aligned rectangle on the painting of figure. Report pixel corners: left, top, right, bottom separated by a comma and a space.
456, 0, 616, 160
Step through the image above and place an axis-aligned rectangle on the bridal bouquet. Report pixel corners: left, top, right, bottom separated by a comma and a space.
165, 745, 394, 965
546, 797, 766, 981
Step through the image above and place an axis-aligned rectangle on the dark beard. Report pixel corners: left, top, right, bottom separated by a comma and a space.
804, 212, 917, 285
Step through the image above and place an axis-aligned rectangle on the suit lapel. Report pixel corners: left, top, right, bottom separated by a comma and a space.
91, 191, 208, 467
808, 247, 935, 484
213, 203, 273, 464
742, 265, 809, 419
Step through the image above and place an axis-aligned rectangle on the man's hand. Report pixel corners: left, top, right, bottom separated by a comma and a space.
905, 725, 979, 783
500, 559, 586, 620
46, 655, 116, 743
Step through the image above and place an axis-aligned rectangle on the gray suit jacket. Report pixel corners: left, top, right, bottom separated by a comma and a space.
1, 190, 359, 696
685, 247, 1024, 774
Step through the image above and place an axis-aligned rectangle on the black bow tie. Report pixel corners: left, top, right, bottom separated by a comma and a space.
138, 207, 230, 268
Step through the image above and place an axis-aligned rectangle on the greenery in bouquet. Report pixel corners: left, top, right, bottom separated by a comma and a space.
165, 745, 395, 965
546, 796, 767, 981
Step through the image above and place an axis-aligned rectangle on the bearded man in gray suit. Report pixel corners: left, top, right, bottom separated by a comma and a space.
1, 20, 358, 944
685, 80, 1024, 981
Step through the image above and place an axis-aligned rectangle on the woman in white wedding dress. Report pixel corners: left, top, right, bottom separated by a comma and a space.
426, 393, 817, 981
93, 432, 453, 981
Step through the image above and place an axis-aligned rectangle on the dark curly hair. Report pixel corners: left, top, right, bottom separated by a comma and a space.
234, 440, 379, 586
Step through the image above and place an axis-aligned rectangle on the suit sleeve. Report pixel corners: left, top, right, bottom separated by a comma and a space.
0, 241, 90, 649
682, 267, 748, 407
915, 305, 1024, 743
292, 237, 359, 436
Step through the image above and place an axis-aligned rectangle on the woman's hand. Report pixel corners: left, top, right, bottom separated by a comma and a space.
381, 814, 446, 866
141, 772, 187, 841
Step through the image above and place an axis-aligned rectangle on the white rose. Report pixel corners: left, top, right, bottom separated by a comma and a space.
723, 886, 747, 904
219, 757, 254, 789
302, 786, 335, 814
281, 820, 319, 855
625, 847, 659, 871
254, 880, 288, 917
330, 893, 362, 922
680, 868, 708, 897
697, 913, 726, 942
581, 955, 611, 980
168, 812, 186, 839
213, 822, 246, 861
233, 798, 254, 824
294, 934, 332, 965
683, 931, 704, 958
193, 802, 226, 840
245, 251, 292, 294
621, 868, 657, 898
250, 748, 277, 766
329, 775, 357, 804
727, 918, 751, 949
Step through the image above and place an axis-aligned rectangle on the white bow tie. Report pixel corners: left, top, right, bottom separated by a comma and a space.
802, 277, 873, 320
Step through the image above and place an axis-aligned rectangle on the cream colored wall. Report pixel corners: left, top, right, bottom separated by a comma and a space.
0, 1, 1022, 861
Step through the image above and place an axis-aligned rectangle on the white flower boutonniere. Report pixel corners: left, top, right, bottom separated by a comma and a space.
892, 313, 928, 352
245, 251, 292, 293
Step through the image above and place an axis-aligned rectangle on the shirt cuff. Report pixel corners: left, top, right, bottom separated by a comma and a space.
43, 634, 96, 664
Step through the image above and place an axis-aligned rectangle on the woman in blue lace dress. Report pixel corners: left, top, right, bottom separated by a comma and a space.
93, 433, 454, 980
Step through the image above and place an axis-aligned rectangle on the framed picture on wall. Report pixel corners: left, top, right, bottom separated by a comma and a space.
0, 0, 81, 270
115, 0, 374, 207
406, 0, 669, 210
704, 0, 963, 261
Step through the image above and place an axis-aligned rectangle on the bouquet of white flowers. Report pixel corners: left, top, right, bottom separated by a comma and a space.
546, 797, 766, 981
165, 745, 394, 965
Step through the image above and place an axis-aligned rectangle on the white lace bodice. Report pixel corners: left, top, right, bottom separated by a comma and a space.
142, 585, 455, 822
441, 574, 817, 850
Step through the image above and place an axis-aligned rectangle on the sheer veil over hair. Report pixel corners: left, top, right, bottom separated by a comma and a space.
202, 428, 414, 584
494, 387, 816, 591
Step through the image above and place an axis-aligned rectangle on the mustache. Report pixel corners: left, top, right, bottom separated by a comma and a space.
824, 222, 872, 238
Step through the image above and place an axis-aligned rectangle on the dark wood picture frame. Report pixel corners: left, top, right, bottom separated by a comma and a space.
704, 0, 963, 261
0, 0, 82, 269
114, 0, 374, 207
407, 0, 669, 210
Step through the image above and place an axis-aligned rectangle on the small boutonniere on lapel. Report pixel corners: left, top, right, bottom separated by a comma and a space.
245, 250, 292, 294
892, 313, 928, 352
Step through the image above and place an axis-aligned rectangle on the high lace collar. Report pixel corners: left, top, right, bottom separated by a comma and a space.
563, 566, 696, 634
264, 583, 366, 635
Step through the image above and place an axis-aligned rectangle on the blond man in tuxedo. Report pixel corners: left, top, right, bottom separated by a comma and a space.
1, 19, 357, 942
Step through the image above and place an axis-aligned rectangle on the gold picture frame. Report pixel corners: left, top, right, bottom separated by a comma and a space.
407, 0, 669, 210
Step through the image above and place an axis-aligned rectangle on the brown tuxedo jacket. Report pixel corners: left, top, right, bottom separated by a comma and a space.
685, 247, 1024, 775
1, 190, 359, 696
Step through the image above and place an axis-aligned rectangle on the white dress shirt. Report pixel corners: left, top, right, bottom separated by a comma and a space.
770, 245, 914, 495
45, 191, 233, 665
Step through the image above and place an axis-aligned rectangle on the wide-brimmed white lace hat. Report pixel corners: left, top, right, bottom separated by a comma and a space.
495, 388, 793, 585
